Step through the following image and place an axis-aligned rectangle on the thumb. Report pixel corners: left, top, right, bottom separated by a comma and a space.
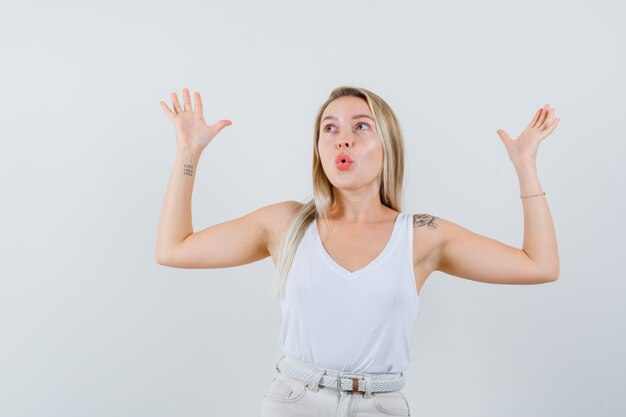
213, 119, 232, 134
496, 129, 512, 145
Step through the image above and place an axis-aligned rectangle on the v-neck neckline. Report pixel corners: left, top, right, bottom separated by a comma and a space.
312, 212, 403, 279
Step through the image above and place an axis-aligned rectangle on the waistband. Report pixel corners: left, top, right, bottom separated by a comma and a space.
274, 353, 406, 399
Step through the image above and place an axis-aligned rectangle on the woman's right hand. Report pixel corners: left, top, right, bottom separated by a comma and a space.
160, 88, 232, 151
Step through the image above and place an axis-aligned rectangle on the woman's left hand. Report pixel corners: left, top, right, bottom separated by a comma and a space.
496, 104, 560, 168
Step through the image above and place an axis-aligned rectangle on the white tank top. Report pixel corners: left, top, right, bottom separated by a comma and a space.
278, 212, 419, 374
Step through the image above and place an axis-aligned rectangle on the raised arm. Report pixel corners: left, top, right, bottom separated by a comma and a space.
431, 104, 560, 285
155, 88, 273, 268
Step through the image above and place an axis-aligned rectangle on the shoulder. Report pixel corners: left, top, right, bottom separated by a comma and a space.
260, 200, 304, 252
410, 213, 440, 230
413, 213, 472, 270
269, 200, 304, 223
252, 200, 302, 232
409, 213, 447, 271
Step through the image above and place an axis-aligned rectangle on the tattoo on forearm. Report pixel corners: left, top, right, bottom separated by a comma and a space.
183, 163, 194, 176
413, 214, 438, 229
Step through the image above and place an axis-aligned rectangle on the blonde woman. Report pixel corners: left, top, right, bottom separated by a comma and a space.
156, 86, 560, 417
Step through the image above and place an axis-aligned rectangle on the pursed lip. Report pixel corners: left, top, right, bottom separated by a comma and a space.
335, 153, 353, 163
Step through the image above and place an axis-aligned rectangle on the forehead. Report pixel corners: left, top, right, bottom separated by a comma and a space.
321, 96, 372, 120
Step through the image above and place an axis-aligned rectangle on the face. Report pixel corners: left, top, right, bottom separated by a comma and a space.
318, 96, 383, 191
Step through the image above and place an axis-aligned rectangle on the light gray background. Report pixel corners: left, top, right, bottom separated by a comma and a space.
1, 0, 624, 416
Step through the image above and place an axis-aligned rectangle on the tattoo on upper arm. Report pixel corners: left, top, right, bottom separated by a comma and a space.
413, 214, 438, 229
183, 163, 194, 176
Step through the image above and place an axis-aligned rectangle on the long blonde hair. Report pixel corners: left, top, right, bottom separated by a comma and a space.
272, 86, 406, 300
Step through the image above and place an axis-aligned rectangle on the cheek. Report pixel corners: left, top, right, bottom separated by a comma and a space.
317, 143, 330, 165
318, 139, 335, 156
360, 140, 383, 161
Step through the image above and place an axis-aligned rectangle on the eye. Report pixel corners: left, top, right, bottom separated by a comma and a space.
356, 122, 370, 130
323, 124, 335, 133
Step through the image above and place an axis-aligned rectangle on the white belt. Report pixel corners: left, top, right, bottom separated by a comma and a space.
277, 356, 406, 393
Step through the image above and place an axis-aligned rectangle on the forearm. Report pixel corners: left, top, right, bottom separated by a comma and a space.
155, 148, 203, 260
515, 163, 560, 279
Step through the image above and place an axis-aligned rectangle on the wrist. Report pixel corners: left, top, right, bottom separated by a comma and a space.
514, 161, 537, 173
176, 147, 204, 158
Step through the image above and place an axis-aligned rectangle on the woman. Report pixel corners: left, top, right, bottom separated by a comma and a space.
156, 86, 560, 416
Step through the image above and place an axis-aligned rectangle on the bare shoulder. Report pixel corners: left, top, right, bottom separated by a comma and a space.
411, 213, 462, 272
262, 200, 304, 256
411, 213, 445, 273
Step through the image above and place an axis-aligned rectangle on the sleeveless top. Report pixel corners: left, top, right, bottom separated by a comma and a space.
278, 212, 419, 374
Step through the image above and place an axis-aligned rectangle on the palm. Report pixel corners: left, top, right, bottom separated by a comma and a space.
172, 111, 216, 149
496, 104, 560, 167
160, 88, 231, 151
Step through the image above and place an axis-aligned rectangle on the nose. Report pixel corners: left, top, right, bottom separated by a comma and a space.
336, 134, 352, 149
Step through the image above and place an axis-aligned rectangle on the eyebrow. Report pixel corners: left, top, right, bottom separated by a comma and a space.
321, 114, 375, 123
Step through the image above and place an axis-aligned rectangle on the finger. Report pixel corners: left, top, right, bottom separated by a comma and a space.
159, 101, 175, 120
534, 104, 549, 128
543, 117, 560, 137
496, 129, 512, 144
213, 119, 233, 135
194, 91, 203, 114
171, 92, 183, 114
540, 108, 555, 130
182, 88, 192, 112
527, 108, 542, 128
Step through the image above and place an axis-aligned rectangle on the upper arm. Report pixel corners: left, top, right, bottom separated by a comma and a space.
157, 200, 297, 269
431, 216, 556, 285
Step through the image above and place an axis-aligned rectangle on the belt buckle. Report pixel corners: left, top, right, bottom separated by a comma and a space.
336, 374, 361, 392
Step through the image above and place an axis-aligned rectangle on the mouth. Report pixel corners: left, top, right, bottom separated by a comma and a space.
336, 159, 353, 170
335, 154, 353, 164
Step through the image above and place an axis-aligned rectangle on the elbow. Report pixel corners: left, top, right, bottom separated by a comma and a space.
549, 263, 560, 281
545, 269, 560, 282
155, 249, 170, 266
156, 238, 189, 267
531, 268, 559, 284
531, 260, 559, 283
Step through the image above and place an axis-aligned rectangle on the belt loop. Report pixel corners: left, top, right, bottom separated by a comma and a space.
275, 352, 286, 373
363, 374, 373, 399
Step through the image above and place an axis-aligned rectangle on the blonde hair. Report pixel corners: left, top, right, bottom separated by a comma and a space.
272, 86, 406, 300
